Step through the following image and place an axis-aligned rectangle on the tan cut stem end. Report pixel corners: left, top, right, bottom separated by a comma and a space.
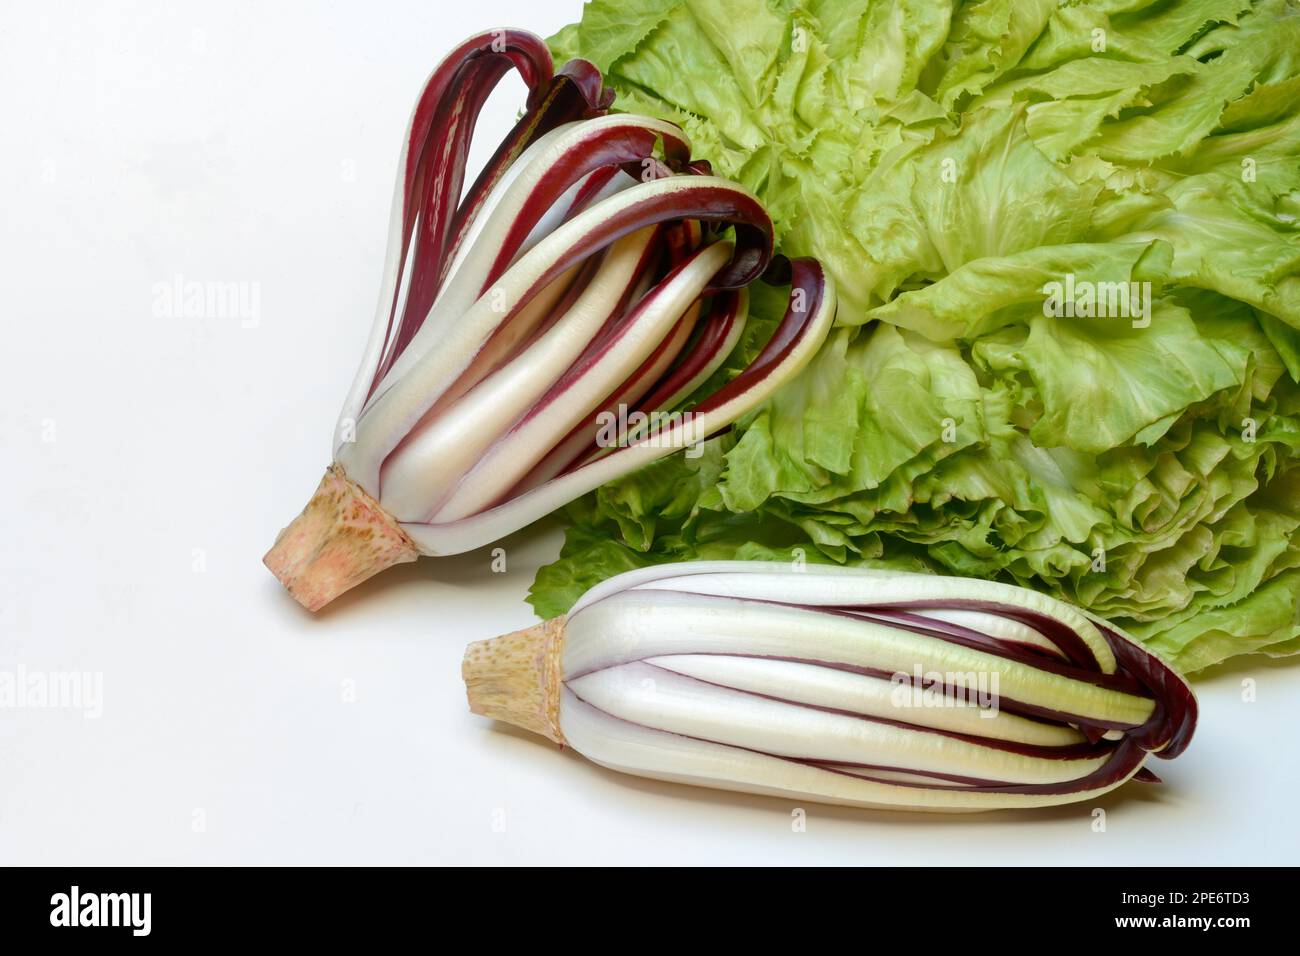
462, 617, 566, 745
264, 463, 419, 612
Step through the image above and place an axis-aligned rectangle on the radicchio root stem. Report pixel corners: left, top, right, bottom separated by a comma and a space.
263, 464, 419, 611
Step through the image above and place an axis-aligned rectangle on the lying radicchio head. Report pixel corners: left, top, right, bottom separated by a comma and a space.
463, 562, 1197, 812
263, 30, 837, 610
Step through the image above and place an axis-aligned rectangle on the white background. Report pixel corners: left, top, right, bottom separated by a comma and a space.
2, 0, 1297, 865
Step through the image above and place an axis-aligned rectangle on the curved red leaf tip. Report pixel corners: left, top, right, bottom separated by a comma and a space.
476, 29, 554, 103
682, 257, 827, 425
1098, 623, 1198, 760
761, 253, 793, 285
555, 58, 614, 113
